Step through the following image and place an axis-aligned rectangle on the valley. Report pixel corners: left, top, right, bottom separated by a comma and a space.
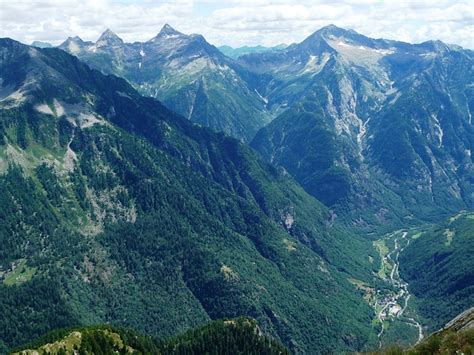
372, 230, 424, 348
0, 18, 473, 353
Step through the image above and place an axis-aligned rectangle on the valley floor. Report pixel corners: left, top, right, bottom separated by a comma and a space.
372, 230, 424, 348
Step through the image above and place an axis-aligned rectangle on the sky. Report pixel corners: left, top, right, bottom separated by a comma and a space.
1, 0, 473, 49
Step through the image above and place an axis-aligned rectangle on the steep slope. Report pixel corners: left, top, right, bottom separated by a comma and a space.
0, 39, 378, 353
247, 25, 474, 231
374, 307, 474, 354
399, 212, 474, 331
58, 25, 270, 141
13, 318, 289, 355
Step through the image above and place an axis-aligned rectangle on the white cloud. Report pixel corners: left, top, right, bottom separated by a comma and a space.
0, 0, 472, 48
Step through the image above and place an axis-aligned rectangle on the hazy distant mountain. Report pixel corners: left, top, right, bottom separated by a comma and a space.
58, 25, 271, 141
218, 44, 287, 59
31, 41, 53, 48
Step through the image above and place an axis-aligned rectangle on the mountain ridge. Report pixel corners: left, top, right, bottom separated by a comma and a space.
57, 25, 271, 142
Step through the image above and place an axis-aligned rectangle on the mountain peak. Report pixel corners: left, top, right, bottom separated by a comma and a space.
65, 36, 84, 43
320, 24, 342, 31
158, 23, 182, 37
299, 24, 380, 52
97, 28, 123, 46
420, 39, 451, 52
147, 24, 185, 42
315, 24, 352, 38
58, 36, 86, 53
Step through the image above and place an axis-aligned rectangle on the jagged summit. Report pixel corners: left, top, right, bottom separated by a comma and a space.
63, 36, 85, 43
58, 36, 88, 53
154, 23, 184, 38
96, 28, 123, 46
146, 24, 185, 43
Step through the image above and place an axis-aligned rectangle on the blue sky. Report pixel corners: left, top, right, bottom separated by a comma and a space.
1, 0, 473, 48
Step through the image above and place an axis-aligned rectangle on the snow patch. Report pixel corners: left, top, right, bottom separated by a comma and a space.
431, 113, 444, 147
254, 89, 268, 105
302, 52, 330, 74
87, 45, 98, 53
328, 39, 395, 67
140, 49, 145, 57
389, 91, 401, 105
160, 34, 181, 40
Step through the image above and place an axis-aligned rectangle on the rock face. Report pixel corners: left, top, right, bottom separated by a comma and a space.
58, 25, 271, 142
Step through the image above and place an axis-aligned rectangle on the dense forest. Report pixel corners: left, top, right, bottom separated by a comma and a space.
399, 212, 474, 331
13, 318, 289, 355
0, 39, 378, 353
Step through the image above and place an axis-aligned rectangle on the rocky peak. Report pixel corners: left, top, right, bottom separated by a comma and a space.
150, 24, 185, 41
96, 29, 123, 46
62, 36, 85, 44
160, 24, 181, 35
58, 36, 87, 54
316, 24, 350, 38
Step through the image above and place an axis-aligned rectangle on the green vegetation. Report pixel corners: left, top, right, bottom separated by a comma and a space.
373, 308, 474, 355
159, 318, 289, 354
3, 260, 36, 286
399, 212, 474, 331
373, 239, 391, 279
0, 39, 378, 354
14, 318, 289, 355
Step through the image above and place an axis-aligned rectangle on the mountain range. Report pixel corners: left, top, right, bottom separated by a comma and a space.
1, 22, 473, 354
58, 25, 271, 142
58, 24, 474, 232
0, 37, 378, 353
